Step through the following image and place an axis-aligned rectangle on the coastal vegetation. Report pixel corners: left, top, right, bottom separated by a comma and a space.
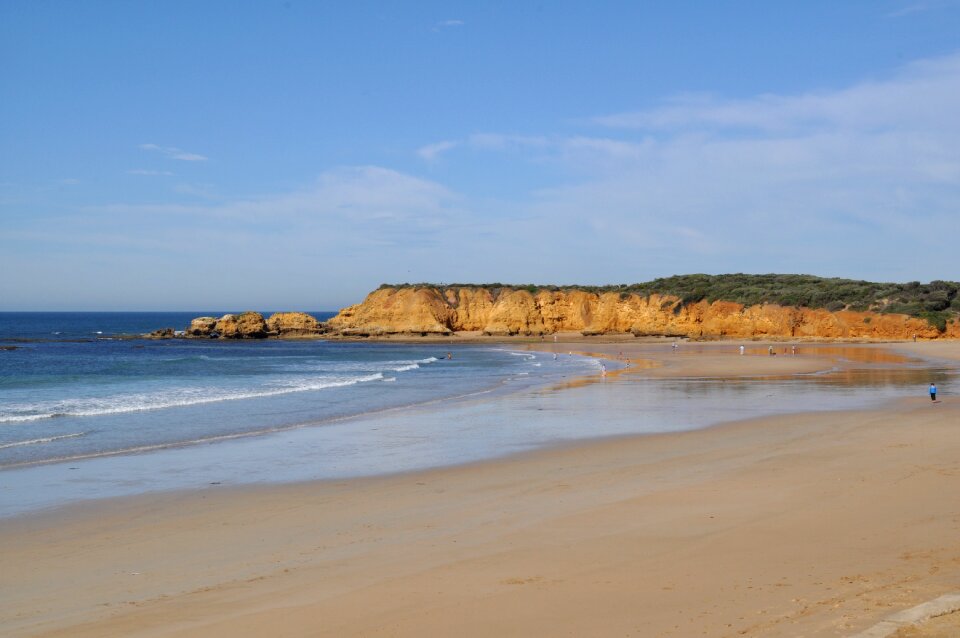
381, 274, 960, 330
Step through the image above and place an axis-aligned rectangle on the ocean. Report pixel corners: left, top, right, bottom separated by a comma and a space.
0, 312, 599, 469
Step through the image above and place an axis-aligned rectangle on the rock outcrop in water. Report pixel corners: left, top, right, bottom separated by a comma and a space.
160, 311, 327, 339
266, 312, 326, 336
182, 312, 270, 339
326, 286, 960, 340
187, 316, 219, 337
216, 312, 269, 338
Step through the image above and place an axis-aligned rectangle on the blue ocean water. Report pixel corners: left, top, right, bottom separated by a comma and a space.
0, 313, 597, 468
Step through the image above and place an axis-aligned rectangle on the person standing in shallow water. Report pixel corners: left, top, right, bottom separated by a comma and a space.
929, 383, 937, 402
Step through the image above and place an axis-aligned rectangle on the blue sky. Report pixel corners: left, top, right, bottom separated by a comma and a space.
2, 1, 959, 311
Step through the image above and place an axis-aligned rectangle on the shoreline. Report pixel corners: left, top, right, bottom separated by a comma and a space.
1, 342, 958, 636
0, 340, 867, 514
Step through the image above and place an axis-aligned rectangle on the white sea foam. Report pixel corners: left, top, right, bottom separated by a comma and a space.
0, 432, 86, 449
0, 373, 387, 424
391, 364, 419, 372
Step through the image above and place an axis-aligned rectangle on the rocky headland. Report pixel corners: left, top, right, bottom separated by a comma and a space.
326, 286, 960, 340
146, 276, 960, 341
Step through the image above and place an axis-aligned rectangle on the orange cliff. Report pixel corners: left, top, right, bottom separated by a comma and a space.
327, 286, 960, 340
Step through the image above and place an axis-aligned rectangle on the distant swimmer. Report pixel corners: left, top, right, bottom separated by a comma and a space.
446, 352, 452, 360
553, 353, 558, 360
930, 382, 937, 402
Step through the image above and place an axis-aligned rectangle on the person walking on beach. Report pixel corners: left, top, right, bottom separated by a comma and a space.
739, 345, 745, 355
930, 382, 937, 402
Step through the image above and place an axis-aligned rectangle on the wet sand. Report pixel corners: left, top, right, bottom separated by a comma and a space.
1, 341, 958, 637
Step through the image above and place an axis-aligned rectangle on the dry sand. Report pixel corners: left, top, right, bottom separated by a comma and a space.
1, 341, 958, 637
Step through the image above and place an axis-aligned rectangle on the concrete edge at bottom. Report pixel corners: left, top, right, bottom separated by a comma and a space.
848, 593, 960, 638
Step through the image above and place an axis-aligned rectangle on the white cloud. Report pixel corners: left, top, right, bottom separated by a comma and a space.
886, 1, 959, 18
433, 19, 464, 31
428, 51, 960, 281
417, 140, 458, 161
139, 143, 209, 161
592, 53, 960, 135
90, 166, 463, 238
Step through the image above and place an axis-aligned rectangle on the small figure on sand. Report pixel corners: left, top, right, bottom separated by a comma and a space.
768, 346, 774, 356
553, 334, 557, 342
791, 345, 796, 355
671, 342, 678, 351
913, 334, 917, 342
739, 345, 745, 356
929, 382, 937, 402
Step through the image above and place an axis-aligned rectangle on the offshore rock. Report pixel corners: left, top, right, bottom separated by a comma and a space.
187, 316, 218, 337
215, 312, 269, 339
145, 327, 175, 339
328, 286, 960, 340
266, 312, 325, 336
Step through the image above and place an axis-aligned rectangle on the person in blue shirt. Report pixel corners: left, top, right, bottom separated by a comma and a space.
929, 383, 937, 402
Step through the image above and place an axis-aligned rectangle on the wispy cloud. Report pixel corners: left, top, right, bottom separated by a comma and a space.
432, 19, 464, 31
1, 165, 471, 307
417, 140, 458, 161
592, 53, 960, 135
886, 0, 959, 18
59, 178, 81, 185
90, 166, 463, 236
139, 143, 208, 161
127, 169, 174, 176
173, 183, 218, 199
413, 51, 960, 281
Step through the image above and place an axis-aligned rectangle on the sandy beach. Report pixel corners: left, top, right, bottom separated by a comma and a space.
2, 341, 958, 637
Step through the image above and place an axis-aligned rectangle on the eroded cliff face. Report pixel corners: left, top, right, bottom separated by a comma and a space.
327, 287, 960, 340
